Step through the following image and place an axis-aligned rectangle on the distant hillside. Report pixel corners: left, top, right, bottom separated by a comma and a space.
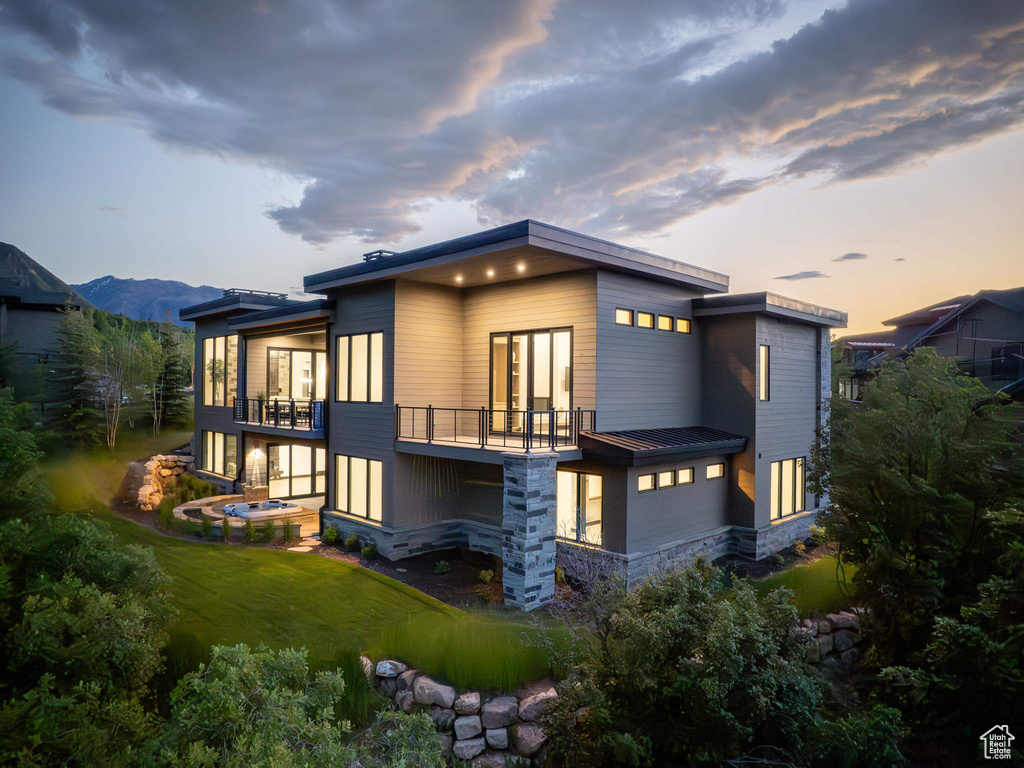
0, 242, 93, 307
72, 275, 224, 325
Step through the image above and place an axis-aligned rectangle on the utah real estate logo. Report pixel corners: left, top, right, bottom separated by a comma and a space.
980, 725, 1015, 760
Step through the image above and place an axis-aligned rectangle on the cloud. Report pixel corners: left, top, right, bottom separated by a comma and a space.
3, 0, 1023, 246
833, 252, 869, 262
96, 204, 128, 216
775, 270, 830, 281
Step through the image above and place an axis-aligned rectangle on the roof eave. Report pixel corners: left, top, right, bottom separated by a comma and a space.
578, 435, 747, 466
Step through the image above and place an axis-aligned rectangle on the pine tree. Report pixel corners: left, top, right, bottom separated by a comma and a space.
45, 309, 103, 448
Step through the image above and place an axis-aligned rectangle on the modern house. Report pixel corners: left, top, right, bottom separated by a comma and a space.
181, 221, 846, 609
837, 287, 1024, 401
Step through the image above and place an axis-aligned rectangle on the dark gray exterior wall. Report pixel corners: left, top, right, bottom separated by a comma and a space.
193, 315, 243, 489
325, 281, 396, 522
624, 456, 730, 552
918, 301, 1023, 386
0, 302, 69, 414
700, 314, 757, 527
595, 270, 703, 431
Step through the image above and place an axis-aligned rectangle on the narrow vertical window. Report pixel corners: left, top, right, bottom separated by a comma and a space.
369, 459, 382, 521
335, 454, 348, 512
336, 336, 349, 401
770, 460, 781, 520
370, 332, 383, 402
795, 457, 805, 513
350, 456, 368, 515
203, 338, 214, 406
226, 335, 238, 404
224, 435, 237, 477
759, 344, 770, 401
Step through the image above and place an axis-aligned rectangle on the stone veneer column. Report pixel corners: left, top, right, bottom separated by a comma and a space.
501, 451, 557, 611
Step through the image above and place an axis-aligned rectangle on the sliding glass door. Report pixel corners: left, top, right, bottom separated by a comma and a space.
490, 328, 572, 433
556, 470, 602, 545
267, 444, 327, 499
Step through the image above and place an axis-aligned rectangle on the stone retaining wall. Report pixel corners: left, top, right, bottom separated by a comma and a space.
137, 454, 194, 511
366, 656, 554, 767
802, 609, 865, 675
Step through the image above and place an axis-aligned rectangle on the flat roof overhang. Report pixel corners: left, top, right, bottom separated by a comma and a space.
228, 299, 334, 332
692, 291, 847, 328
303, 220, 730, 295
179, 293, 298, 322
579, 427, 748, 466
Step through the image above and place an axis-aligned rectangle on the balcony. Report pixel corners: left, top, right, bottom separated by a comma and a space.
395, 405, 595, 462
234, 397, 325, 435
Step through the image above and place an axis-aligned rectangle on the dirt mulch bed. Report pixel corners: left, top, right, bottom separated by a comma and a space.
714, 540, 832, 580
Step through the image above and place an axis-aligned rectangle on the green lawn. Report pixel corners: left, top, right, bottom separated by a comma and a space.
44, 429, 554, 695
754, 555, 857, 615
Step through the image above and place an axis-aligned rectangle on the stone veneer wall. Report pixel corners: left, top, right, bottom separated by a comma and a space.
501, 452, 557, 611
321, 513, 502, 560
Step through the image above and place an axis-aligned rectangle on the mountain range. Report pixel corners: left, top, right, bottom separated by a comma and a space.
71, 275, 224, 325
0, 241, 93, 307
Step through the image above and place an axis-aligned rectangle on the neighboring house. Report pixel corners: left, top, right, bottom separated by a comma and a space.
837, 287, 1024, 401
181, 221, 846, 609
0, 280, 81, 418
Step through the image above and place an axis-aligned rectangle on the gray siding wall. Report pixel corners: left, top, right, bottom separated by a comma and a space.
625, 456, 730, 552
753, 317, 822, 528
193, 316, 243, 477
244, 331, 325, 399
700, 314, 757, 526
393, 280, 463, 408
595, 270, 703, 431
921, 302, 1023, 383
555, 459, 628, 555
0, 303, 66, 409
326, 282, 397, 521
461, 270, 597, 411
392, 454, 503, 526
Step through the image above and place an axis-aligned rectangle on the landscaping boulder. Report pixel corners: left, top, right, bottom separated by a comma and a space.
482, 696, 519, 728
359, 655, 374, 680
839, 647, 860, 675
801, 618, 818, 637
413, 675, 456, 708
509, 722, 547, 758
378, 677, 398, 698
439, 734, 453, 756
473, 752, 508, 768
455, 691, 481, 714
832, 629, 862, 653
454, 714, 483, 740
826, 612, 856, 630
486, 727, 509, 749
816, 632, 833, 656
817, 619, 832, 634
375, 659, 407, 678
395, 689, 420, 714
518, 687, 557, 722
397, 668, 421, 692
453, 736, 486, 760
430, 705, 456, 732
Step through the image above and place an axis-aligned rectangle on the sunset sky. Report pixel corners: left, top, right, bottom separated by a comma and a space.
1, 0, 1022, 335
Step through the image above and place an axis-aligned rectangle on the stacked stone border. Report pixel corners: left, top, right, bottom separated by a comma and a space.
364, 656, 554, 767
802, 609, 865, 674
137, 453, 194, 511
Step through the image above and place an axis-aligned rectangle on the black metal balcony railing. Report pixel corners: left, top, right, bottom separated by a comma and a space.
395, 405, 595, 450
233, 397, 325, 430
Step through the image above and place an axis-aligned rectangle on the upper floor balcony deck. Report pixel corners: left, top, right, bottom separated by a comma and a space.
234, 397, 325, 436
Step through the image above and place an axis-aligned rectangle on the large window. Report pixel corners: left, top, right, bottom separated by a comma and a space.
268, 349, 327, 400
201, 431, 237, 477
268, 444, 326, 498
557, 470, 602, 545
490, 328, 572, 432
770, 457, 806, 520
202, 335, 238, 407
759, 344, 770, 402
336, 332, 383, 403
335, 454, 382, 521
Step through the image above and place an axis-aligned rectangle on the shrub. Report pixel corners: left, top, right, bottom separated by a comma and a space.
802, 705, 907, 768
322, 525, 341, 545
157, 497, 175, 530
478, 569, 494, 585
220, 517, 231, 543
200, 515, 212, 539
352, 709, 445, 768
773, 552, 786, 565
433, 560, 451, 575
794, 539, 807, 555
282, 518, 295, 544
344, 532, 360, 552
361, 544, 378, 562
808, 524, 828, 546
243, 518, 254, 544
260, 520, 276, 543
185, 519, 199, 538
554, 565, 564, 584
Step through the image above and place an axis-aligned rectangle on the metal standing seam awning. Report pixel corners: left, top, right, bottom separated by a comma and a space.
578, 426, 747, 466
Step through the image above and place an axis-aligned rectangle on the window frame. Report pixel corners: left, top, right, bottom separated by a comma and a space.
488, 327, 574, 416
334, 453, 383, 521
676, 317, 691, 334
201, 430, 237, 478
657, 470, 676, 488
335, 331, 384, 404
657, 314, 673, 332
677, 467, 694, 485
759, 344, 770, 402
637, 473, 656, 493
614, 308, 634, 326
706, 463, 725, 480
636, 311, 654, 329
203, 334, 238, 408
770, 456, 806, 520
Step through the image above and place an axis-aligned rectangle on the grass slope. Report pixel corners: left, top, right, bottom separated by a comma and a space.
754, 555, 857, 615
45, 429, 553, 692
